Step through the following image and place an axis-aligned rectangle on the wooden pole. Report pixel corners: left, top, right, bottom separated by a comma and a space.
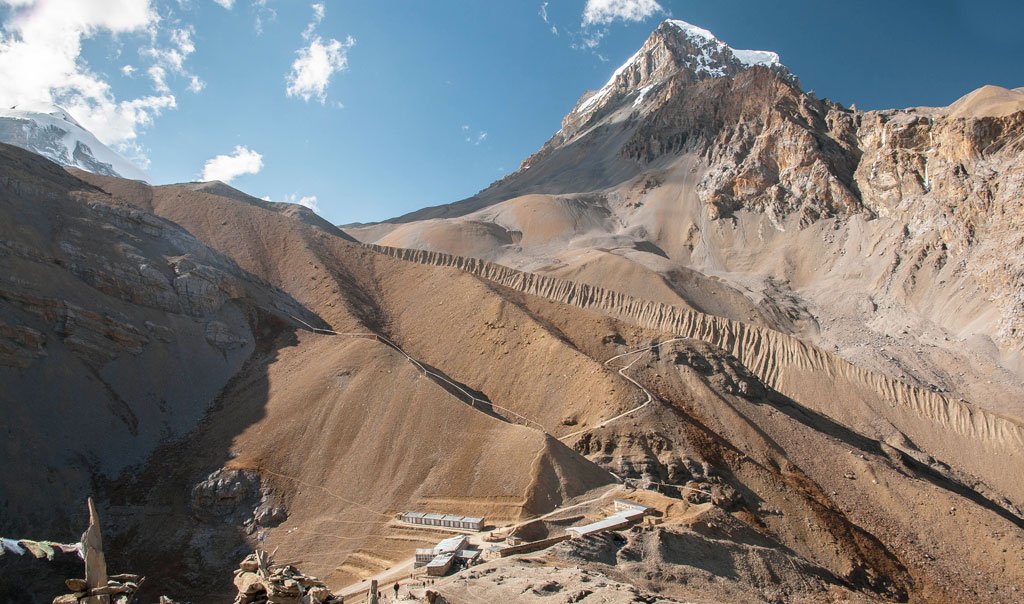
82, 497, 110, 604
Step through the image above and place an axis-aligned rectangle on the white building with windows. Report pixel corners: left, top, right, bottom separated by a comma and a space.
398, 511, 485, 531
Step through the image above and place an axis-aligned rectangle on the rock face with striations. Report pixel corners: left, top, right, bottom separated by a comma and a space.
0, 143, 314, 537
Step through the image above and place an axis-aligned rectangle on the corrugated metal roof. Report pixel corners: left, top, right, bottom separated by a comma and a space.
423, 513, 446, 520
442, 514, 463, 521
462, 517, 484, 524
619, 508, 645, 520
425, 552, 455, 568
568, 510, 640, 536
403, 512, 427, 519
435, 535, 468, 553
614, 499, 652, 510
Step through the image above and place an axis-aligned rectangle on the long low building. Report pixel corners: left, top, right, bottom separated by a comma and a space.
567, 501, 650, 539
397, 511, 485, 531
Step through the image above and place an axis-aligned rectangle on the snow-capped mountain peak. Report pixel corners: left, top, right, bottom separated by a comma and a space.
0, 104, 147, 181
8, 101, 85, 128
568, 19, 787, 125
664, 20, 781, 69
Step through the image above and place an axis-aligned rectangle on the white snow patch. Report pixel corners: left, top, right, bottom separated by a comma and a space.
633, 84, 654, 107
732, 49, 780, 68
668, 19, 781, 69
665, 19, 716, 42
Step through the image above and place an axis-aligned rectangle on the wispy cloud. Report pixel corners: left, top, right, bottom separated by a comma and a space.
201, 145, 263, 183
212, 0, 234, 8
577, 0, 665, 49
539, 2, 558, 35
462, 125, 488, 145
286, 3, 355, 104
142, 26, 204, 94
302, 2, 325, 40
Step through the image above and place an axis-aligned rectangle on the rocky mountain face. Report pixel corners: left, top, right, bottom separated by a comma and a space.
0, 104, 147, 181
0, 143, 313, 539
555, 20, 789, 147
2, 138, 1024, 602
855, 105, 1024, 347
348, 19, 1024, 422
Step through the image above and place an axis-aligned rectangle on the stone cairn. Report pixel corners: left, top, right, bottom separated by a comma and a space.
50, 499, 160, 604
233, 551, 342, 604
51, 574, 143, 604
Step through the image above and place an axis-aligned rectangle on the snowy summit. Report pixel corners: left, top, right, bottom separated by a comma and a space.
0, 103, 147, 181
572, 19, 785, 120
664, 20, 781, 69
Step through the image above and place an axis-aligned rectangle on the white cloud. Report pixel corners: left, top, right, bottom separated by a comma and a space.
461, 125, 488, 145
286, 2, 354, 102
212, 0, 234, 8
286, 4, 354, 104
147, 65, 169, 93
265, 192, 320, 213
0, 0, 177, 150
121, 64, 136, 76
188, 75, 205, 93
253, 0, 276, 35
301, 2, 324, 40
201, 145, 263, 183
577, 0, 664, 48
286, 36, 354, 103
291, 194, 319, 212
581, 0, 664, 26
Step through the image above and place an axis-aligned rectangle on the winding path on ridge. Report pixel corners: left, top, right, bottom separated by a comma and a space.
285, 314, 696, 595
559, 337, 690, 442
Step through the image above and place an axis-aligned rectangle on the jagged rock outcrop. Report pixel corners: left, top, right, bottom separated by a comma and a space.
626, 69, 863, 223
192, 468, 287, 531
855, 107, 1024, 349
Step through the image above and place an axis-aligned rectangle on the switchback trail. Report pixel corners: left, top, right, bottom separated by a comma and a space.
560, 337, 691, 442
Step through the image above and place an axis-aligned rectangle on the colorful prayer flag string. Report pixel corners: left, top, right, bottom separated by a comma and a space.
0, 537, 83, 561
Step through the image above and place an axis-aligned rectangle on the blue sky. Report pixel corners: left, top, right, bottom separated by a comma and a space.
1, 0, 1021, 224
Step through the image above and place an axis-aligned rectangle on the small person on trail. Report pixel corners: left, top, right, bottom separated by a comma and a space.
393, 582, 400, 598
